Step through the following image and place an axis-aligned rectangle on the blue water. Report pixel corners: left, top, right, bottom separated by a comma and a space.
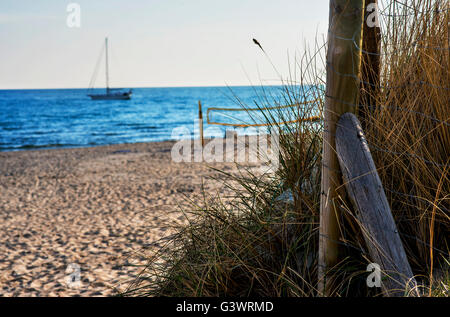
0, 86, 293, 152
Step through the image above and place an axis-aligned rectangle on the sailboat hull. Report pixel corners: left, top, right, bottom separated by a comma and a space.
88, 92, 132, 100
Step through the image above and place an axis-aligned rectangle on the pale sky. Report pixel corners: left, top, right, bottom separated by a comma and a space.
0, 0, 329, 89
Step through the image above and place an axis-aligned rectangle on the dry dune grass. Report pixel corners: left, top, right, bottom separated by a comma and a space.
125, 0, 449, 297
361, 0, 449, 291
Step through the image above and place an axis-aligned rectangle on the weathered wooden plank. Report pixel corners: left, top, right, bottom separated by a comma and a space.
319, 0, 365, 295
335, 112, 418, 297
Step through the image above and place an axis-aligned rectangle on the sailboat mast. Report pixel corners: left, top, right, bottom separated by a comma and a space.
105, 37, 110, 93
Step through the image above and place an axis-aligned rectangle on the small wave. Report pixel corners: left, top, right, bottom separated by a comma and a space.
91, 132, 121, 136
18, 143, 78, 150
32, 131, 57, 135
114, 123, 158, 130
1, 126, 22, 131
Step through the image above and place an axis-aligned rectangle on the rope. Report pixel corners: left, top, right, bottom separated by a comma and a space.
206, 99, 321, 127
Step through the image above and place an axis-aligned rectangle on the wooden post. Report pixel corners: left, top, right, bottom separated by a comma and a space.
335, 113, 418, 297
319, 0, 365, 296
360, 0, 381, 128
198, 100, 204, 147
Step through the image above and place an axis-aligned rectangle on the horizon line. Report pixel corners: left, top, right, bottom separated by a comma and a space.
0, 84, 304, 91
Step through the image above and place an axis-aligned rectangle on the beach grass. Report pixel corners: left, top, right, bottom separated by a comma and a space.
123, 0, 449, 297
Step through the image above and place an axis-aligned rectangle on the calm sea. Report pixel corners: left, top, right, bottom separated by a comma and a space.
0, 86, 289, 152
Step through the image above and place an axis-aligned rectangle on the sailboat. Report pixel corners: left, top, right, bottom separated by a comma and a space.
88, 37, 132, 100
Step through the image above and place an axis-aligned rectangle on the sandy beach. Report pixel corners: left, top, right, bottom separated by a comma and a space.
0, 141, 246, 296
